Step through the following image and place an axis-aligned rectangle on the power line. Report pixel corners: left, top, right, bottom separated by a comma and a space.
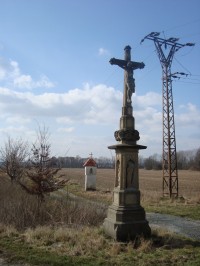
102, 69, 117, 84
140, 31, 195, 198
174, 57, 192, 75
174, 80, 200, 85
163, 18, 200, 34
190, 74, 200, 77
180, 77, 200, 81
169, 72, 200, 84
178, 32, 200, 39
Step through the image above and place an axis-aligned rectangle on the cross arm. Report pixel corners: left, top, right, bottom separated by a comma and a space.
110, 58, 145, 70
127, 61, 145, 70
109, 58, 127, 69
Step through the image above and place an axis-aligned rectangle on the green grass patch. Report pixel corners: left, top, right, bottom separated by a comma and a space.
1, 226, 200, 266
143, 202, 200, 220
63, 182, 112, 205
0, 235, 99, 266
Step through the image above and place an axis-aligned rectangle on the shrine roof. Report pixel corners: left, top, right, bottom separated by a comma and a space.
83, 158, 97, 167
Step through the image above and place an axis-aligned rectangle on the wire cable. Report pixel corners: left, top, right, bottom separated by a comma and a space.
174, 56, 192, 75
163, 18, 200, 34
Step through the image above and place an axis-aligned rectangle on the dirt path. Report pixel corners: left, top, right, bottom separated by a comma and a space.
147, 212, 200, 241
56, 190, 200, 241
73, 194, 200, 241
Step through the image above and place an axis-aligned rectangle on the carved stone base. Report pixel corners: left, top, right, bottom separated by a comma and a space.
103, 204, 151, 241
114, 129, 140, 142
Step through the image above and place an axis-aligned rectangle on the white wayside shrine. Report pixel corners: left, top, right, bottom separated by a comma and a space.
103, 46, 151, 241
83, 154, 97, 191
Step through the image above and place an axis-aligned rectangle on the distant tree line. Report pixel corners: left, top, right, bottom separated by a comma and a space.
50, 147, 200, 171
1, 127, 198, 173
140, 148, 200, 171
51, 156, 115, 169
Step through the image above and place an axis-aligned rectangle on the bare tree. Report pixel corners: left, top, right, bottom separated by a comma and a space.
0, 137, 29, 182
143, 154, 162, 170
193, 148, 200, 170
20, 125, 68, 202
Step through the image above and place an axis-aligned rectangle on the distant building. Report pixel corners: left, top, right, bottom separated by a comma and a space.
83, 155, 97, 191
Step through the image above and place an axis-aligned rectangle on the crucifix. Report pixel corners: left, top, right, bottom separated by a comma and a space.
110, 45, 145, 108
109, 46, 145, 144
103, 45, 150, 241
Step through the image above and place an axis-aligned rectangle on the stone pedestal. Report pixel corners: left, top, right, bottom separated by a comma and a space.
103, 144, 151, 241
104, 205, 150, 241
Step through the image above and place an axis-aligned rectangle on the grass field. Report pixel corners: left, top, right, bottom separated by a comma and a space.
0, 169, 200, 265
63, 168, 200, 199
61, 168, 200, 220
1, 224, 200, 266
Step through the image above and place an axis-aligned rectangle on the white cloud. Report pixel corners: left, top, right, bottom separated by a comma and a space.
0, 81, 199, 157
57, 127, 75, 133
35, 75, 55, 88
0, 68, 6, 80
176, 103, 200, 127
56, 117, 72, 124
14, 74, 54, 89
6, 115, 31, 125
135, 107, 162, 133
0, 58, 55, 89
10, 60, 20, 78
134, 92, 161, 108
98, 47, 109, 56
0, 125, 35, 142
13, 74, 33, 89
0, 57, 12, 80
0, 83, 122, 124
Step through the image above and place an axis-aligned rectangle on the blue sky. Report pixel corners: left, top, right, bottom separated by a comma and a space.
0, 0, 199, 158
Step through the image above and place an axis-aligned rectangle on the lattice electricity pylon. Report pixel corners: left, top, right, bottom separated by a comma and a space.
141, 32, 194, 197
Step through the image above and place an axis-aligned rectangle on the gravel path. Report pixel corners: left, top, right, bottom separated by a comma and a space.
54, 190, 200, 241
55, 190, 200, 241
147, 212, 200, 241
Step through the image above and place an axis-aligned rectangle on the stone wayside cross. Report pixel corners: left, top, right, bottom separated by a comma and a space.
103, 45, 151, 241
110, 45, 144, 107
110, 46, 145, 145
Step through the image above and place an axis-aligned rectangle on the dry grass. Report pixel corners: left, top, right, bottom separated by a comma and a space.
0, 174, 106, 231
23, 226, 107, 257
140, 169, 200, 202
62, 168, 200, 204
2, 223, 199, 264
1, 168, 199, 229
1, 169, 200, 265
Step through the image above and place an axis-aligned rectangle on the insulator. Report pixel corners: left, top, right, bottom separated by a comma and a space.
186, 43, 195, 46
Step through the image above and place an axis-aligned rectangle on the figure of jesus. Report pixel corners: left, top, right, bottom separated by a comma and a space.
125, 67, 135, 103
109, 46, 144, 107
